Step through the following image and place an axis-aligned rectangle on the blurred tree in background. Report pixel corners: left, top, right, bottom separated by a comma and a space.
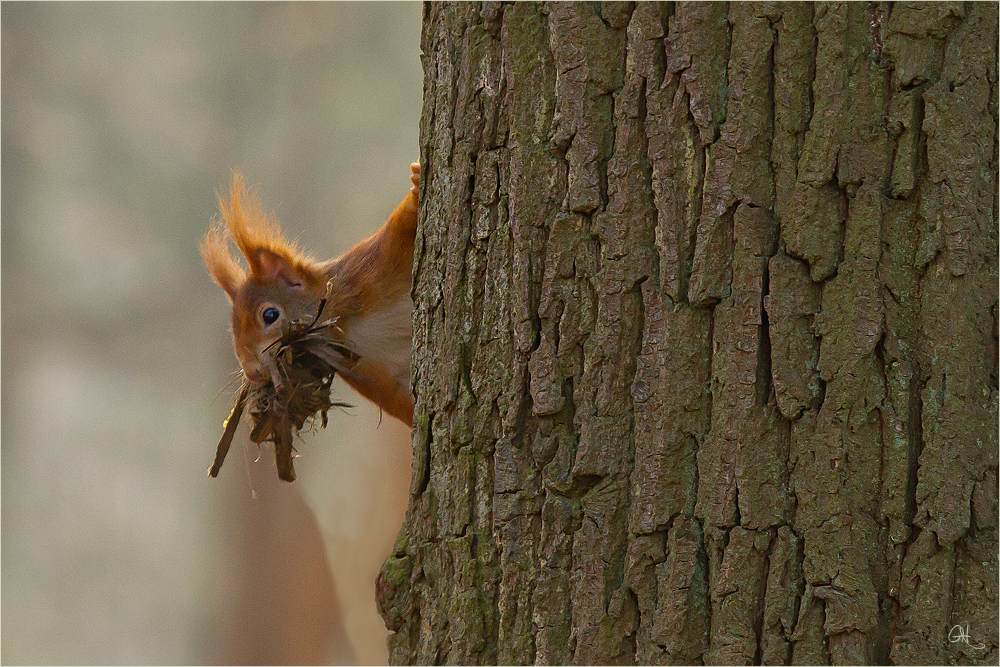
2, 3, 420, 664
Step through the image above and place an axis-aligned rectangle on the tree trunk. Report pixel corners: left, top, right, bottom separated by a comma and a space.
377, 2, 998, 664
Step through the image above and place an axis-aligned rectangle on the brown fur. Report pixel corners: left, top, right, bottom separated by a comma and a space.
202, 166, 419, 427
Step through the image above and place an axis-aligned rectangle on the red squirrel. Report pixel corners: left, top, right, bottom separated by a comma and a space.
201, 163, 419, 427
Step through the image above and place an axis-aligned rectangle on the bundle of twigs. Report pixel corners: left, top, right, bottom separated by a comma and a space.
208, 292, 355, 482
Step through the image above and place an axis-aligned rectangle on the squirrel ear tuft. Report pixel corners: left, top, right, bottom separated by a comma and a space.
218, 170, 326, 289
200, 223, 245, 301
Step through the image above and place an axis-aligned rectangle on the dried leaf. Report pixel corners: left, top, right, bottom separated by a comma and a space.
208, 299, 355, 482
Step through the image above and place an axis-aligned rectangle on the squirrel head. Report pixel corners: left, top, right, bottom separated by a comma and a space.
201, 172, 329, 384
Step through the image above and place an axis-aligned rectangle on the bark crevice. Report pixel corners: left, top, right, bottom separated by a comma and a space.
380, 3, 1000, 664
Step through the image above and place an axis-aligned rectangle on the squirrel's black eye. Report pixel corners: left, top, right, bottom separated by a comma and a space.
261, 307, 281, 326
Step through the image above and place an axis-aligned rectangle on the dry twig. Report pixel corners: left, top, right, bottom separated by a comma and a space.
209, 291, 355, 482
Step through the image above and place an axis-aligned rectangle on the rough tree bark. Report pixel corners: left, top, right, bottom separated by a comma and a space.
377, 2, 998, 665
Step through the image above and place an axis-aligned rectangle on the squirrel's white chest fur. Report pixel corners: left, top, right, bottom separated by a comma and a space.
345, 294, 413, 391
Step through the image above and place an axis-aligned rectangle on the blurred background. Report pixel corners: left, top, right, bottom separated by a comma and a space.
2, 3, 422, 663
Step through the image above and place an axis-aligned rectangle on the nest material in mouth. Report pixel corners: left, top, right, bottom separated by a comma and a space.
209, 296, 355, 482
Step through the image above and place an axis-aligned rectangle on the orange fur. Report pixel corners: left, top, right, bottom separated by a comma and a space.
199, 221, 245, 300
202, 164, 420, 428
216, 172, 327, 290
322, 189, 418, 320
345, 356, 415, 426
